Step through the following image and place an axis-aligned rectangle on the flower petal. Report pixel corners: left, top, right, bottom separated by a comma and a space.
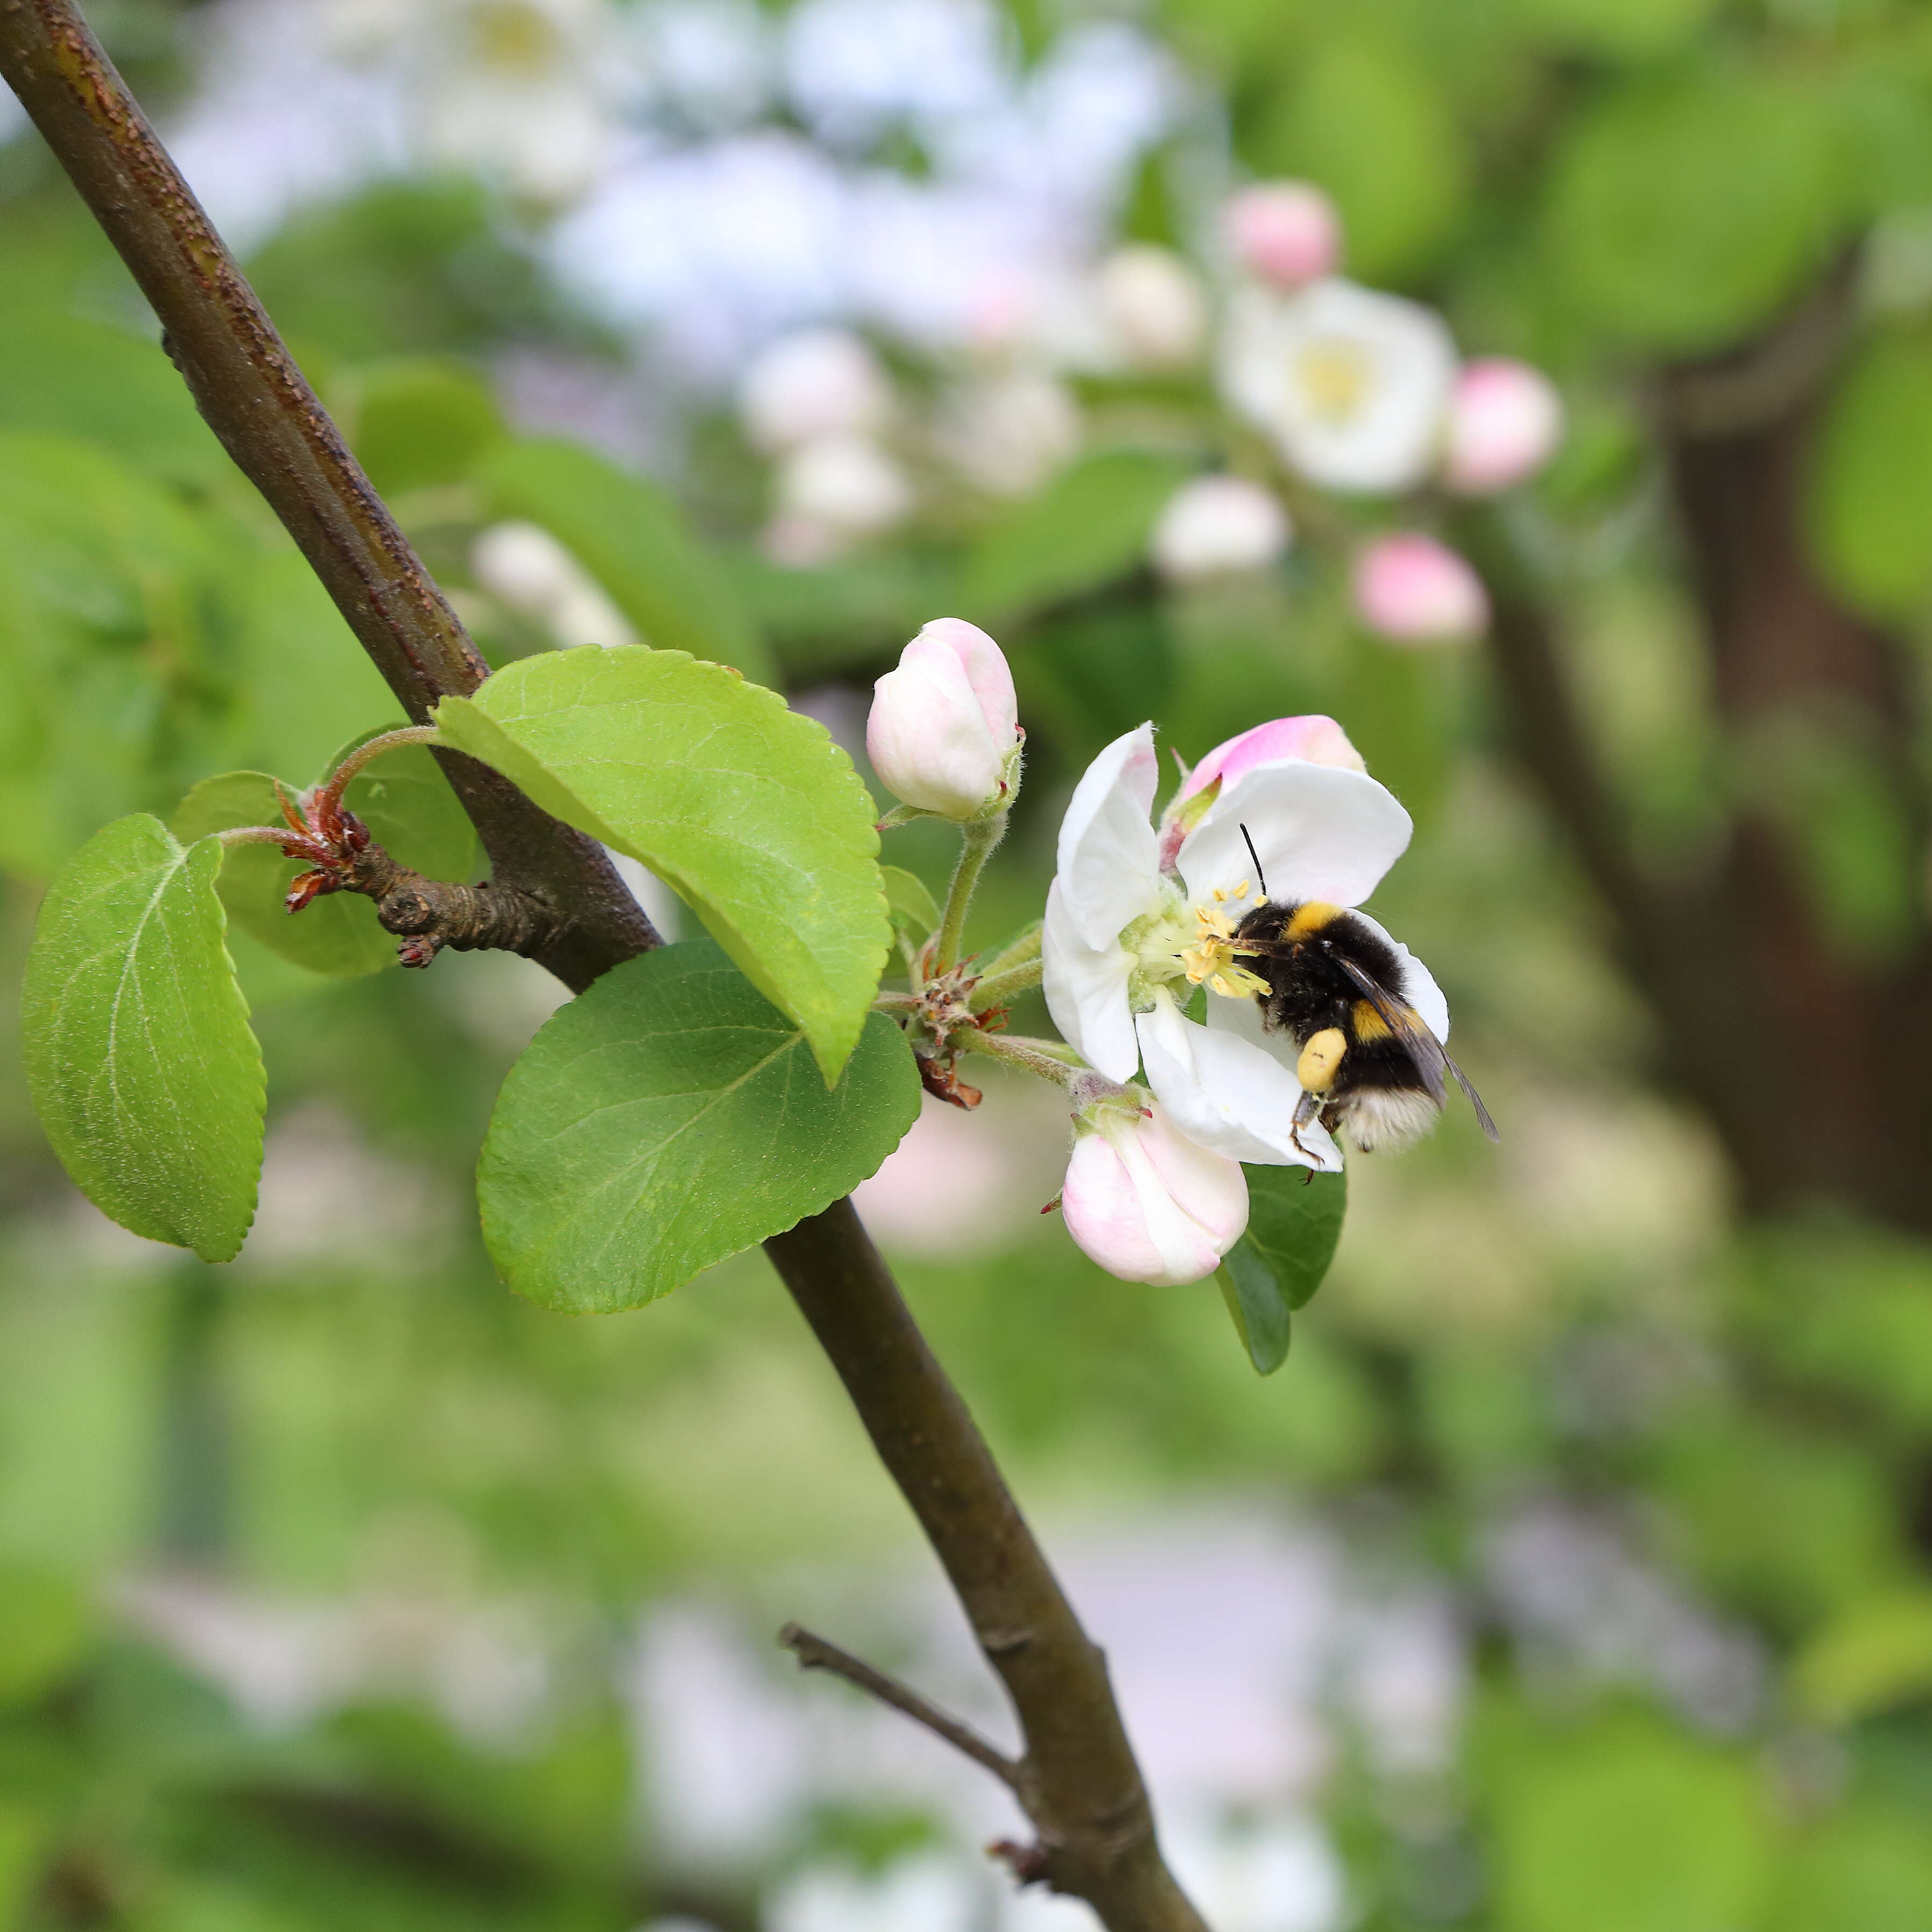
1056, 722, 1163, 947
1137, 990, 1342, 1171
1042, 879, 1142, 1081
1348, 909, 1449, 1040
1180, 760, 1411, 910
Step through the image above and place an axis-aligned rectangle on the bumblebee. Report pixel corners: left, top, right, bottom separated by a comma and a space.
1228, 834, 1498, 1155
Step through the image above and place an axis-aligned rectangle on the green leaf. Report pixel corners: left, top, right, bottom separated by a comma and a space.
348, 357, 505, 496
1250, 36, 1469, 281
1491, 1714, 1771, 1932
1217, 1165, 1347, 1375
22, 815, 264, 1261
882, 864, 941, 939
964, 448, 1194, 623
1510, 0, 1720, 59
0, 1567, 92, 1707
478, 939, 920, 1313
170, 742, 475, 979
434, 646, 891, 1083
475, 437, 775, 682
1545, 71, 1843, 354
1805, 329, 1932, 619
1766, 1806, 1932, 1932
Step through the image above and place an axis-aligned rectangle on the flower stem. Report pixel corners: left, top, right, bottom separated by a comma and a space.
975, 918, 1041, 982
970, 955, 1043, 1012
952, 1027, 1088, 1089
932, 812, 1005, 977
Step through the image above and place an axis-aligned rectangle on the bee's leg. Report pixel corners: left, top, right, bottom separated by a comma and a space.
1289, 1028, 1346, 1167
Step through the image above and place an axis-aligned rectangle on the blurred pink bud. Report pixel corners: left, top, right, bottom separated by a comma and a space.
1180, 716, 1366, 804
1061, 1104, 1248, 1286
1443, 358, 1562, 495
867, 618, 1020, 819
1151, 475, 1292, 582
1352, 534, 1489, 644
1224, 182, 1342, 290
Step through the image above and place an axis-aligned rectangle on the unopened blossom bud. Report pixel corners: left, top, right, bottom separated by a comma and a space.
1352, 534, 1489, 644
739, 328, 893, 455
1224, 181, 1341, 290
1095, 245, 1209, 370
867, 618, 1020, 819
1062, 1102, 1249, 1286
1443, 358, 1562, 496
1151, 475, 1292, 582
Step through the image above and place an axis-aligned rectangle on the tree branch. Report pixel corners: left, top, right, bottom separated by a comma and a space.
0, 6, 1209, 1924
778, 1622, 1023, 1790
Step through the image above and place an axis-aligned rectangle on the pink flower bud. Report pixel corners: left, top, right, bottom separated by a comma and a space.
1150, 475, 1292, 582
1179, 715, 1367, 805
1061, 1104, 1249, 1286
1443, 358, 1562, 495
1224, 182, 1342, 290
866, 618, 1020, 819
1352, 534, 1489, 644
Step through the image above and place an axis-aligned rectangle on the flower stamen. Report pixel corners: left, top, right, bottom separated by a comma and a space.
1179, 882, 1269, 1000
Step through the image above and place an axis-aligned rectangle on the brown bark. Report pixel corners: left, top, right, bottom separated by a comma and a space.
0, 4, 1207, 1922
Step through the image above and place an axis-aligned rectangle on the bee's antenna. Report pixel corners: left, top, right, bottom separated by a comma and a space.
1240, 824, 1269, 900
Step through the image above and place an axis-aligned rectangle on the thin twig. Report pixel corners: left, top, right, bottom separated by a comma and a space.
778, 1623, 1023, 1790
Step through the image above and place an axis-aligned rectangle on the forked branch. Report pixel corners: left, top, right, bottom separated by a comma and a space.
0, 4, 1208, 1924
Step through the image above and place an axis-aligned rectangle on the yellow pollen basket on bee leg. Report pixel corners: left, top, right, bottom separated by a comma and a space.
1181, 882, 1270, 1000
1296, 1027, 1347, 1095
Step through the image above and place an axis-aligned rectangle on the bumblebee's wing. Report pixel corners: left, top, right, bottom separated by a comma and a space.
1325, 948, 1500, 1141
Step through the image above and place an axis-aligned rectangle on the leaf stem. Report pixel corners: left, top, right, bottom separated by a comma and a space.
933, 812, 1005, 977
952, 1027, 1087, 1088
313, 724, 442, 816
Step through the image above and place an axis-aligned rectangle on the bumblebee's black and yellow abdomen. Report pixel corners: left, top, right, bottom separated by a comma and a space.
1231, 898, 1445, 1152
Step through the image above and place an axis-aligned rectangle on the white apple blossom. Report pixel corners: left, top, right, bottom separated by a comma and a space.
1061, 1099, 1249, 1286
1224, 181, 1341, 291
1151, 475, 1292, 582
1443, 357, 1563, 495
738, 327, 894, 455
1042, 722, 1449, 1171
1352, 533, 1489, 643
1095, 244, 1210, 370
866, 618, 1020, 819
1221, 279, 1455, 495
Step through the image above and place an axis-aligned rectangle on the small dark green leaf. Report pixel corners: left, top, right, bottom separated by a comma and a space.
964, 448, 1193, 623
348, 357, 505, 496
22, 815, 264, 1261
434, 646, 891, 1083
479, 939, 921, 1313
882, 864, 941, 939
1217, 1165, 1348, 1376
476, 436, 775, 681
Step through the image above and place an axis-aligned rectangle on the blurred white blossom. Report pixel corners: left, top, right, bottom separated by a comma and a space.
765, 1854, 977, 1932
1222, 279, 1454, 494
771, 434, 914, 555
937, 369, 1082, 496
1095, 244, 1210, 370
739, 327, 896, 454
471, 521, 637, 650
1151, 475, 1292, 581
